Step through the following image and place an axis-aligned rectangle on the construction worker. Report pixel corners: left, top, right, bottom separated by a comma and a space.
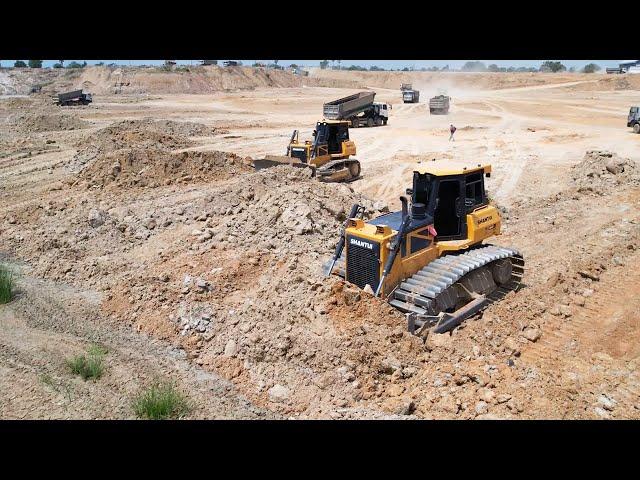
449, 124, 457, 142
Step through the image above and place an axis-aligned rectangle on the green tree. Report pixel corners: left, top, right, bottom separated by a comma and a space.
488, 64, 500, 72
53, 63, 63, 68
66, 61, 84, 68
14, 60, 27, 68
28, 60, 43, 68
462, 61, 487, 72
540, 61, 566, 72
319, 60, 329, 70
369, 65, 384, 71
582, 63, 601, 73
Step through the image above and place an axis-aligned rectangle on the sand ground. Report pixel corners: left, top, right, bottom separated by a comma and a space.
1, 69, 639, 419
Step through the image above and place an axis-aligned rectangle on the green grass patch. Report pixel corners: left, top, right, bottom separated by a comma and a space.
132, 380, 191, 420
0, 264, 14, 304
66, 343, 107, 380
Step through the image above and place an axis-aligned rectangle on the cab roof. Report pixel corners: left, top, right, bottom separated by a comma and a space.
414, 163, 492, 177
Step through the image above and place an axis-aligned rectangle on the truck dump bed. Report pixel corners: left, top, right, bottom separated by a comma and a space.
429, 95, 449, 107
58, 90, 84, 102
323, 91, 376, 120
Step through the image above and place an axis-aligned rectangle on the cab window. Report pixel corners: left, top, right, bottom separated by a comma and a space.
464, 172, 485, 211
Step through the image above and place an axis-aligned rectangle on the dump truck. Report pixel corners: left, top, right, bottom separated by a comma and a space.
325, 163, 524, 335
323, 92, 390, 127
629, 106, 640, 133
401, 84, 420, 103
55, 90, 92, 106
253, 120, 361, 182
429, 95, 450, 114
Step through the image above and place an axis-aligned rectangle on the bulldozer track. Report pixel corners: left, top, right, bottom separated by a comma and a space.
332, 244, 524, 318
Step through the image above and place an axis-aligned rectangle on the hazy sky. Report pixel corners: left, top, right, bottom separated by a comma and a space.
2, 60, 630, 69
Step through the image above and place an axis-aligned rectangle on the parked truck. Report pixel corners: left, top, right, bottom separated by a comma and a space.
429, 95, 450, 114
55, 90, 92, 106
400, 83, 420, 103
629, 106, 640, 133
323, 91, 390, 127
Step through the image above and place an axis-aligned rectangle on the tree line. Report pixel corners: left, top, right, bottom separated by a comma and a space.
3, 60, 605, 74
317, 60, 603, 73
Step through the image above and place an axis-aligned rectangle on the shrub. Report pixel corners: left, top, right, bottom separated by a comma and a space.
132, 380, 191, 420
28, 60, 43, 68
0, 264, 14, 303
540, 61, 566, 72
462, 61, 487, 72
14, 60, 27, 68
582, 63, 601, 74
66, 344, 107, 380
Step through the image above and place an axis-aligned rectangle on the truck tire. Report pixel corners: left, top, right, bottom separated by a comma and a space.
367, 118, 374, 128
383, 118, 388, 126
351, 118, 359, 128
375, 117, 383, 126
634, 123, 640, 134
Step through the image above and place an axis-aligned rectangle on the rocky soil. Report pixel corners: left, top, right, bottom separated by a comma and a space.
1, 77, 639, 419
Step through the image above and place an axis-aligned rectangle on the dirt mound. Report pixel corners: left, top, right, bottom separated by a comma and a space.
571, 150, 639, 194
68, 118, 221, 174
79, 148, 250, 188
9, 111, 90, 133
79, 119, 206, 152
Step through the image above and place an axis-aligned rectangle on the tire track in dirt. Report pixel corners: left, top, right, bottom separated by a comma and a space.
520, 253, 640, 416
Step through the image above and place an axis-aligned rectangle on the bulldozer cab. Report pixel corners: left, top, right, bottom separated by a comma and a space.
410, 166, 490, 241
313, 121, 350, 156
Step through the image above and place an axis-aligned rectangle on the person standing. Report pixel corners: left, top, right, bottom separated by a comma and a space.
449, 124, 457, 141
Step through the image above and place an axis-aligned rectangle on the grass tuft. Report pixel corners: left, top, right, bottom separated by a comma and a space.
0, 264, 14, 304
132, 380, 191, 420
66, 343, 107, 380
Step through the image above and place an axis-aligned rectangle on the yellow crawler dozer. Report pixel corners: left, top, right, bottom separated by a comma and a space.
253, 120, 361, 182
325, 163, 524, 335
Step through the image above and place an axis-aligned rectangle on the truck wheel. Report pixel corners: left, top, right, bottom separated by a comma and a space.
634, 123, 640, 134
383, 118, 388, 126
351, 118, 359, 128
375, 117, 383, 126
367, 118, 374, 128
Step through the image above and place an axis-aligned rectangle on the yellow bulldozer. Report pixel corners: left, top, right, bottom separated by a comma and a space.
325, 163, 524, 335
253, 120, 361, 182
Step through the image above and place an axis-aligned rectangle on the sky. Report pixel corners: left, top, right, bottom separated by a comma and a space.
1, 60, 631, 70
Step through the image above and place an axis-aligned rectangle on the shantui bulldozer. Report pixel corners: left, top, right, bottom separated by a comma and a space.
253, 120, 362, 182
325, 163, 524, 335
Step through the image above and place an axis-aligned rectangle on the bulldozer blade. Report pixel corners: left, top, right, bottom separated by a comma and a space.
252, 155, 309, 171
